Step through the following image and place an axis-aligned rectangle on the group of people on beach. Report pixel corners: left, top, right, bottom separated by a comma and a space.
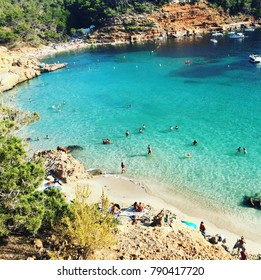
199, 221, 248, 259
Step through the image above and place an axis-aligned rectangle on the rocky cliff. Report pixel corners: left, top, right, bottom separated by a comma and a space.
89, 2, 253, 44
0, 46, 67, 93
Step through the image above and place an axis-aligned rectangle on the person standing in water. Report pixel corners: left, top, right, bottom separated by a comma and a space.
148, 145, 152, 155
121, 162, 126, 173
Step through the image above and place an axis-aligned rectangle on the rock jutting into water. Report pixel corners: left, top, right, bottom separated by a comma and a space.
33, 149, 91, 183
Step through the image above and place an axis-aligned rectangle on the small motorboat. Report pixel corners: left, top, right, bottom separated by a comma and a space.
245, 28, 255, 32
212, 32, 223, 37
249, 54, 261, 63
229, 32, 244, 39
210, 38, 218, 43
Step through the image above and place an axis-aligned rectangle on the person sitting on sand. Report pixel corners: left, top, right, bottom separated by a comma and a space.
137, 202, 145, 212
133, 201, 138, 210
110, 203, 121, 214
150, 209, 165, 227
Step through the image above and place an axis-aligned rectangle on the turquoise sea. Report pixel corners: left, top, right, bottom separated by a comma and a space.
5, 29, 261, 238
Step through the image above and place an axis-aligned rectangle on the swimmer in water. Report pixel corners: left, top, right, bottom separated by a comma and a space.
142, 124, 146, 129
193, 140, 198, 145
175, 125, 179, 130
186, 153, 191, 158
243, 148, 247, 154
170, 126, 173, 131
139, 128, 143, 133
148, 145, 152, 155
125, 130, 130, 137
237, 147, 242, 153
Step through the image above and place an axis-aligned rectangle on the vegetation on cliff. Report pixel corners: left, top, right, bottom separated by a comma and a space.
0, 105, 117, 259
0, 0, 260, 46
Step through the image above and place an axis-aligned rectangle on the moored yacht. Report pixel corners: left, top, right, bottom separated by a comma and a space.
249, 54, 261, 63
229, 32, 244, 39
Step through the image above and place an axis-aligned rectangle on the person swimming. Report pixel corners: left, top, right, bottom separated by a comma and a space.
170, 126, 173, 131
237, 147, 242, 153
193, 139, 198, 145
125, 130, 130, 137
148, 145, 152, 155
139, 128, 143, 133
175, 125, 179, 130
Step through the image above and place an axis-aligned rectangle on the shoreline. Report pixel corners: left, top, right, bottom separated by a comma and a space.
59, 172, 261, 255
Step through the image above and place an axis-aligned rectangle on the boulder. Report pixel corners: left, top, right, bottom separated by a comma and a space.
33, 149, 90, 183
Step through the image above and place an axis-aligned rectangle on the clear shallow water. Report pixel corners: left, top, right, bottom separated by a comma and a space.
5, 30, 261, 233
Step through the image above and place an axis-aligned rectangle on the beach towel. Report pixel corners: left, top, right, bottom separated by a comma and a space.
181, 220, 197, 229
119, 206, 149, 220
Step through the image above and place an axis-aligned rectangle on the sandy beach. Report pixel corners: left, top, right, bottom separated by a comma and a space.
53, 173, 261, 256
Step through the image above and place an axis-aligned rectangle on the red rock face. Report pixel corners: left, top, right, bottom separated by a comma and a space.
89, 3, 253, 44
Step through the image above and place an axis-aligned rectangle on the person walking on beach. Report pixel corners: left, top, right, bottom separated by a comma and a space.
233, 236, 246, 255
121, 162, 126, 173
199, 221, 206, 238
148, 145, 152, 155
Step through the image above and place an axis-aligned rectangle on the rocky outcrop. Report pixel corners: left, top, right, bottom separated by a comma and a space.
0, 46, 41, 92
89, 2, 254, 44
0, 46, 66, 93
33, 149, 90, 183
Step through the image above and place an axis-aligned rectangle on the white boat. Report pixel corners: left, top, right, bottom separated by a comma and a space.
212, 32, 223, 37
210, 39, 218, 43
249, 54, 261, 63
245, 28, 255, 32
227, 31, 235, 35
229, 32, 244, 39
